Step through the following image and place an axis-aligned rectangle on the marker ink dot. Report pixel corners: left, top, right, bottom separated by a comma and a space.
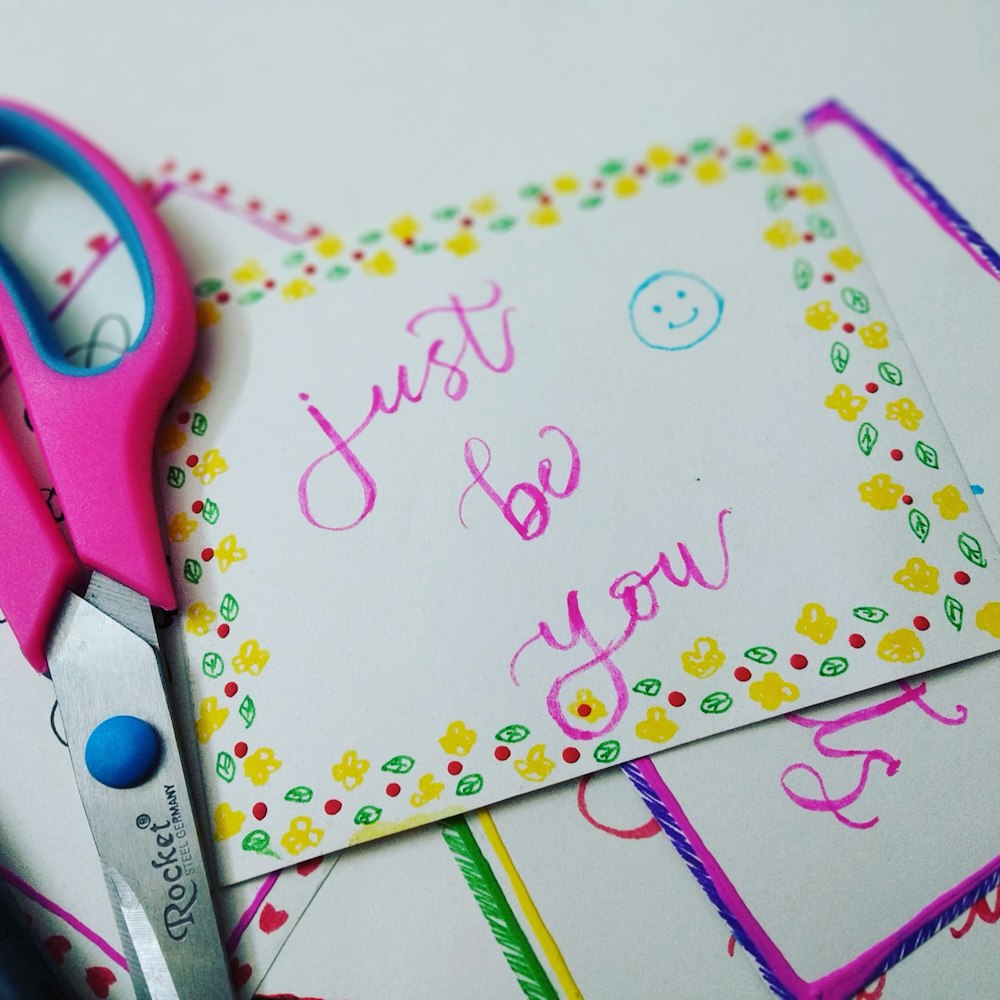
217, 623, 230, 639
865, 382, 878, 394
224, 682, 238, 698
848, 633, 866, 649
494, 745, 511, 761
955, 570, 971, 585
177, 411, 190, 424
667, 691, 686, 708
305, 224, 322, 238
913, 616, 930, 631
187, 169, 203, 183
803, 232, 815, 243
785, 187, 798, 198
304, 264, 316, 275
822, 273, 835, 283
252, 802, 267, 821
577, 704, 592, 718
461, 216, 474, 227
214, 183, 230, 197
215, 291, 230, 304
264, 279, 276, 289
351, 250, 364, 261
447, 760, 463, 776
185, 454, 199, 468
789, 654, 808, 670
385, 782, 401, 798
247, 199, 262, 212
324, 799, 342, 816
275, 210, 290, 224
675, 154, 689, 167
635, 162, 649, 175
842, 322, 855, 333
734, 666, 752, 682
901, 495, 913, 505
234, 742, 248, 758
890, 448, 903, 461
592, 179, 604, 190
562, 747, 581, 764
404, 236, 415, 246
758, 143, 771, 154
191, 500, 204, 514
201, 547, 214, 562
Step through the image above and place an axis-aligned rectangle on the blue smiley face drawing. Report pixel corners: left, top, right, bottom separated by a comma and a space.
628, 270, 724, 351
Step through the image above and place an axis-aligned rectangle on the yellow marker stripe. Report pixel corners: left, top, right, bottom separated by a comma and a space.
476, 808, 584, 999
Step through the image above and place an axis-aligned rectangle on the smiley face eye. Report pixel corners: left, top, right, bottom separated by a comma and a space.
676, 290, 686, 299
652, 304, 662, 314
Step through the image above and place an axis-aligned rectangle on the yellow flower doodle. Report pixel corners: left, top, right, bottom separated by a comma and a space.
410, 773, 446, 808
331, 749, 370, 790
614, 175, 642, 197
213, 803, 245, 841
825, 384, 867, 422
885, 397, 923, 432
179, 371, 212, 404
858, 321, 889, 349
646, 144, 676, 168
876, 629, 924, 664
388, 215, 420, 242
749, 671, 800, 711
795, 603, 838, 645
444, 231, 479, 257
635, 707, 679, 743
805, 300, 840, 331
281, 816, 324, 856
858, 473, 904, 512
975, 602, 1000, 638
232, 638, 270, 675
243, 747, 282, 786
893, 557, 940, 595
828, 246, 862, 271
192, 449, 228, 485
438, 721, 477, 756
158, 423, 187, 455
195, 696, 228, 744
799, 181, 828, 205
313, 233, 344, 257
363, 249, 397, 276
514, 744, 555, 783
231, 258, 266, 284
763, 219, 799, 250
215, 534, 248, 572
568, 689, 608, 724
693, 159, 725, 184
281, 277, 315, 302
185, 601, 217, 636
167, 512, 198, 544
680, 636, 726, 678
932, 485, 969, 521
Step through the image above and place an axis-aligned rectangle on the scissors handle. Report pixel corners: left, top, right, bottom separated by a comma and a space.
0, 100, 195, 667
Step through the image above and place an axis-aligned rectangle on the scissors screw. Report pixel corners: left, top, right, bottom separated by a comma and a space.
84, 716, 161, 789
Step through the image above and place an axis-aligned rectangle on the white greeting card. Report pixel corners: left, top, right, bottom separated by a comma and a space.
158, 120, 1000, 882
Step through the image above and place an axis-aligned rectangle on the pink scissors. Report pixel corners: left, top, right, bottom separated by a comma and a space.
0, 100, 233, 999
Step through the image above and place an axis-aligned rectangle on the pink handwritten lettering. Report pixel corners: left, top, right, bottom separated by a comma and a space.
510, 508, 732, 738
297, 281, 516, 530
458, 425, 581, 540
780, 680, 967, 829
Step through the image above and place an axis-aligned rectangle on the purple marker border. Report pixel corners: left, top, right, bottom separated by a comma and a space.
623, 100, 1000, 999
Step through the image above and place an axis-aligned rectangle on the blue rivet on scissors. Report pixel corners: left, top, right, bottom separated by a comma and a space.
84, 716, 162, 789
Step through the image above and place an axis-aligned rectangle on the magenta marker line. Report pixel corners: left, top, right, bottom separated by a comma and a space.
0, 865, 129, 970
173, 181, 312, 244
225, 870, 281, 954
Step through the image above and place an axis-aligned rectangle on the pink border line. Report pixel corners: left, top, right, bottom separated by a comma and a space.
624, 99, 1000, 999
226, 870, 281, 953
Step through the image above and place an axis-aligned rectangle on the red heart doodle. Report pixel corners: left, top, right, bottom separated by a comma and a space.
87, 234, 110, 253
295, 857, 322, 877
259, 902, 289, 934
229, 955, 252, 989
44, 934, 71, 963
85, 965, 117, 998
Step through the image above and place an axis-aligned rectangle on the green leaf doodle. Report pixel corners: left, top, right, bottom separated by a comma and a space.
220, 593, 239, 622
167, 466, 185, 489
284, 786, 314, 803
877, 362, 903, 387
237, 289, 264, 306
202, 498, 220, 524
853, 606, 888, 623
743, 646, 777, 665
381, 755, 415, 774
958, 532, 988, 569
857, 422, 878, 457
819, 656, 849, 677
840, 287, 870, 314
593, 740, 621, 764
326, 264, 350, 281
790, 157, 813, 176
282, 250, 306, 268
495, 724, 530, 744
413, 242, 438, 254
915, 440, 939, 470
194, 278, 223, 297
183, 559, 202, 585
242, 829, 278, 857
700, 691, 733, 714
191, 412, 208, 436
239, 695, 255, 728
765, 184, 786, 212
909, 508, 931, 544
598, 159, 626, 177
488, 216, 517, 232
830, 341, 850, 373
456, 773, 484, 797
358, 230, 382, 245
353, 805, 382, 826
944, 594, 964, 631
216, 752, 236, 783
772, 126, 795, 143
578, 195, 603, 210
793, 257, 814, 290
732, 155, 755, 171
202, 652, 224, 678
689, 138, 715, 155
806, 212, 836, 238
657, 170, 682, 185
433, 205, 461, 220
632, 678, 661, 697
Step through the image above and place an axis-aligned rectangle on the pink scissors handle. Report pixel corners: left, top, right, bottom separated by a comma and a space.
0, 100, 195, 670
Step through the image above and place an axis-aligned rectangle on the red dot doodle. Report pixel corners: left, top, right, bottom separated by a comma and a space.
186, 169, 203, 183
191, 500, 204, 514
785, 187, 798, 198
822, 273, 835, 283
789, 653, 808, 670
161, 159, 176, 174
264, 279, 276, 289
540, 194, 552, 205
185, 454, 199, 468
324, 799, 342, 816
304, 264, 316, 275
234, 742, 248, 758
803, 232, 815, 242
955, 570, 971, 585
734, 666, 752, 682
913, 616, 930, 631
247, 198, 262, 212
715, 147, 728, 158
252, 802, 267, 821
215, 291, 230, 304
890, 448, 903, 462
305, 224, 323, 238
274, 210, 290, 224
842, 322, 855, 333
461, 216, 474, 227
635, 162, 649, 175
351, 250, 364, 261
494, 745, 511, 761
865, 382, 878, 394
562, 747, 581, 763
676, 154, 689, 166
404, 236, 415, 247
385, 782, 401, 797
177, 411, 190, 424
217, 623, 230, 639
592, 179, 604, 190
849, 633, 866, 649
667, 691, 686, 708
201, 547, 214, 562
758, 142, 771, 154
214, 183, 230, 197
224, 682, 238, 698
901, 494, 913, 505
447, 760, 463, 775
577, 703, 592, 718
